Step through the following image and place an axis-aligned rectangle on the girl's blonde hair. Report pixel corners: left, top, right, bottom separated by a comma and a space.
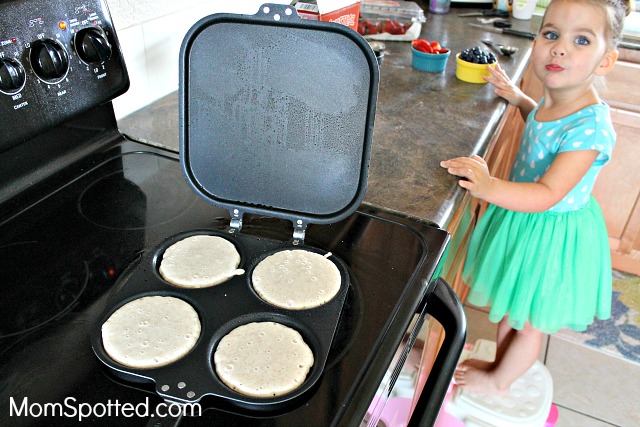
601, 0, 635, 48
544, 0, 634, 48
585, 0, 634, 48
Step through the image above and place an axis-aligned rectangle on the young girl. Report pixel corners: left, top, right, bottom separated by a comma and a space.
440, 0, 633, 395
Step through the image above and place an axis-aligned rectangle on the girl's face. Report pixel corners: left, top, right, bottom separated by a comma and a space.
532, 0, 616, 92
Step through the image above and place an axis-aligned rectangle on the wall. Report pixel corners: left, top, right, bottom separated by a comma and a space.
108, 0, 290, 119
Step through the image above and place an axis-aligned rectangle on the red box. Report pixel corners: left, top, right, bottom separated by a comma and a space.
295, 0, 361, 31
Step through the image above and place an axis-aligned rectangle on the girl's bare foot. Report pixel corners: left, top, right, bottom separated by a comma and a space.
456, 358, 492, 371
454, 359, 510, 396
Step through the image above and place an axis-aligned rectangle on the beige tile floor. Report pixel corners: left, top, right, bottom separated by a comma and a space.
464, 304, 640, 427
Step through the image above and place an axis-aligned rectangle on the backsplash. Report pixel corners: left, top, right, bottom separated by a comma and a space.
109, 0, 289, 119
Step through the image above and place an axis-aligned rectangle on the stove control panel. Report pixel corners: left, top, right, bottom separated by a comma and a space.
0, 0, 129, 150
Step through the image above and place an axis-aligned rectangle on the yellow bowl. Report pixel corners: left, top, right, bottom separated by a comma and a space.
455, 54, 497, 84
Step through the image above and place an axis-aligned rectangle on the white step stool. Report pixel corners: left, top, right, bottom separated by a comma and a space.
435, 339, 558, 427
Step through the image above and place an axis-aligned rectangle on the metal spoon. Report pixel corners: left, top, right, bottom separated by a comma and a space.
482, 39, 519, 56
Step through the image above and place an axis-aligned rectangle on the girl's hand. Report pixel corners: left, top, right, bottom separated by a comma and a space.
484, 64, 537, 119
484, 63, 522, 106
440, 155, 494, 199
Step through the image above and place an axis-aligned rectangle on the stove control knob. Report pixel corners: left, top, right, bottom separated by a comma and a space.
74, 27, 112, 65
29, 39, 69, 83
0, 58, 26, 94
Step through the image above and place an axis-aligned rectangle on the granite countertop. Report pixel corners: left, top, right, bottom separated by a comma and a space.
118, 9, 538, 229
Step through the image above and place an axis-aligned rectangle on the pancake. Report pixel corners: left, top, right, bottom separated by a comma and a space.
159, 235, 244, 288
251, 249, 341, 310
214, 321, 314, 398
101, 295, 201, 369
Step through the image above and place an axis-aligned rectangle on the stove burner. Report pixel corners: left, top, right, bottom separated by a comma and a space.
0, 241, 88, 344
78, 154, 197, 230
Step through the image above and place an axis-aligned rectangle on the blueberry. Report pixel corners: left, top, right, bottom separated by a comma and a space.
460, 46, 498, 64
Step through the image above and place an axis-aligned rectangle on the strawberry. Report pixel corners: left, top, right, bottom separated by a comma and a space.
412, 39, 433, 53
413, 39, 448, 54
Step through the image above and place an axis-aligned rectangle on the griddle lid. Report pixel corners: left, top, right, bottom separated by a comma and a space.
179, 4, 379, 233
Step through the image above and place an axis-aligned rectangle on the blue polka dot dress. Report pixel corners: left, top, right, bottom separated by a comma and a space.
462, 102, 615, 333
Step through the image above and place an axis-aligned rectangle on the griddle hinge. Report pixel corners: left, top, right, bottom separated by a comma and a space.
229, 208, 243, 233
292, 219, 307, 245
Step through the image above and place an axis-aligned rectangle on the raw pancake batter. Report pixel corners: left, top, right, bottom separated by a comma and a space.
101, 295, 201, 369
252, 249, 341, 310
214, 321, 314, 398
159, 235, 244, 288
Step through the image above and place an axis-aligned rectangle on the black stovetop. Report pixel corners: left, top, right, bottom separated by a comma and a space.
0, 131, 449, 426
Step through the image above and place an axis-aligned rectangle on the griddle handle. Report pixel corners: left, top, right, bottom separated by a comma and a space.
408, 277, 466, 427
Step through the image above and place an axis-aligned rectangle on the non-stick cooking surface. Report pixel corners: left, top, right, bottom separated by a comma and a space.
92, 229, 350, 414
180, 3, 379, 225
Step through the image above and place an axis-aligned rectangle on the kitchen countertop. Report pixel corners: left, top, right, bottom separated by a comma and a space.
118, 8, 538, 229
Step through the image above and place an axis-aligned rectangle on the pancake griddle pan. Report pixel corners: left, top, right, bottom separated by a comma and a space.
92, 2, 378, 415
92, 229, 350, 413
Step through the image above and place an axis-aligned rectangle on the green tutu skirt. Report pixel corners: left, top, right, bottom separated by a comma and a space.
462, 196, 612, 334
